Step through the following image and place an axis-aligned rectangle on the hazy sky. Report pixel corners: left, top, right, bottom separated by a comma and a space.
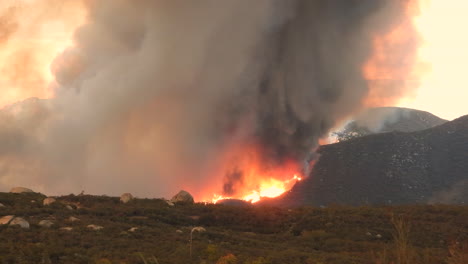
398, 0, 468, 120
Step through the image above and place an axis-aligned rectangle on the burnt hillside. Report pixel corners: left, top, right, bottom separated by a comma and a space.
273, 115, 468, 207
334, 107, 447, 142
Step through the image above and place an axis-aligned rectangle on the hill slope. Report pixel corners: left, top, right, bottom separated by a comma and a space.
333, 107, 447, 142
274, 115, 468, 206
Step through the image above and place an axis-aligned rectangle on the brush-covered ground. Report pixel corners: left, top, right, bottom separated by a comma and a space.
0, 192, 467, 264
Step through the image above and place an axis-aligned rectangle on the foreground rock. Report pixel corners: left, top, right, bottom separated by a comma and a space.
68, 216, 80, 222
0, 215, 15, 225
10, 187, 34, 193
43, 197, 56, 206
0, 203, 5, 208
9, 217, 30, 228
38, 220, 54, 228
120, 193, 133, 203
170, 190, 194, 204
87, 224, 103, 230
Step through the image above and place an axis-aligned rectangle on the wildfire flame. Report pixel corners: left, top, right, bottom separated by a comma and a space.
212, 174, 302, 204
203, 143, 304, 204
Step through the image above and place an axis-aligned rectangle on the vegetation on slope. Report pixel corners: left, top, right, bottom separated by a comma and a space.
0, 192, 467, 264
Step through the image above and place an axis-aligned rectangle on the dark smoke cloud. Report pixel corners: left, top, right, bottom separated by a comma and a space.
0, 0, 417, 198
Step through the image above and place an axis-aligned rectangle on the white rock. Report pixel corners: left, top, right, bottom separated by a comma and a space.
38, 220, 54, 228
68, 216, 80, 222
0, 203, 5, 208
176, 229, 183, 234
376, 234, 382, 239
0, 215, 15, 225
87, 224, 103, 230
10, 187, 34, 193
9, 217, 29, 228
166, 200, 175, 207
170, 190, 194, 204
128, 227, 138, 232
120, 193, 133, 204
60, 227, 73, 231
66, 205, 73, 210
43, 197, 56, 206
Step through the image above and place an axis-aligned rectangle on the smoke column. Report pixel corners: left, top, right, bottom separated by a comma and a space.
0, 0, 418, 199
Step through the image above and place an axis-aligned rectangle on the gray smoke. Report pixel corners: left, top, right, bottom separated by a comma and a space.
0, 0, 417, 199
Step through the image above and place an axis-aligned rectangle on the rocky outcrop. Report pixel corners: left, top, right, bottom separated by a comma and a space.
0, 215, 15, 225
120, 193, 133, 203
170, 190, 194, 204
43, 197, 56, 206
9, 217, 30, 228
87, 224, 103, 230
68, 216, 80, 222
10, 187, 34, 193
38, 220, 54, 228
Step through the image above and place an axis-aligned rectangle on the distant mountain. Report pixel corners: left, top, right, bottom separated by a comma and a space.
333, 107, 447, 142
269, 115, 468, 207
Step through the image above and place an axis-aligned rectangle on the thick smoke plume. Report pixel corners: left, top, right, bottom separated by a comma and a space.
0, 0, 418, 199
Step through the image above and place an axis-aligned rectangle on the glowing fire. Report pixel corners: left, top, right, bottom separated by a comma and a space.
204, 143, 304, 204
212, 174, 302, 204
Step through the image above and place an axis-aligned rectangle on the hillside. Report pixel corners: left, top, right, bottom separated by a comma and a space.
1, 192, 468, 263
274, 115, 468, 207
333, 107, 447, 142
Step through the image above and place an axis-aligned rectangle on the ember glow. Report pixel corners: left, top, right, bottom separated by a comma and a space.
205, 144, 304, 204
212, 175, 302, 204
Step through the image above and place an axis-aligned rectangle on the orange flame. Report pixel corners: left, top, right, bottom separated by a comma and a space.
204, 143, 304, 204
212, 174, 302, 204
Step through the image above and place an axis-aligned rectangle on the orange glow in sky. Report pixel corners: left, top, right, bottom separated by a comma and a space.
399, 0, 468, 120
0, 0, 86, 109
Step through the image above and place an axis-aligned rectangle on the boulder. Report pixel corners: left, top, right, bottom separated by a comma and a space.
166, 200, 175, 207
87, 224, 103, 230
43, 197, 56, 206
170, 190, 194, 204
10, 187, 34, 193
120, 193, 133, 204
0, 203, 5, 208
128, 227, 138, 232
0, 215, 15, 225
9, 217, 29, 228
38, 220, 54, 228
65, 205, 73, 210
68, 216, 80, 222
60, 227, 73, 231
